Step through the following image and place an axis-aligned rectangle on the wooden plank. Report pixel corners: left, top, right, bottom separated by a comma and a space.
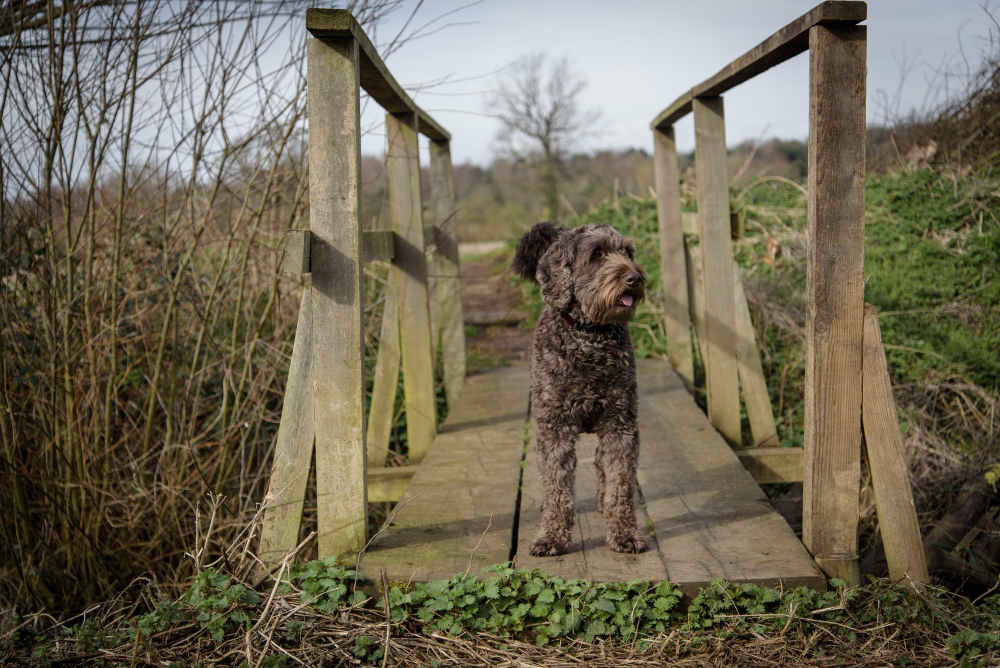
733, 271, 780, 446
693, 96, 741, 445
736, 448, 804, 484
802, 23, 866, 586
650, 2, 866, 129
363, 230, 395, 262
428, 140, 467, 410
517, 432, 666, 582
360, 366, 530, 583
653, 126, 694, 385
366, 278, 400, 469
386, 112, 437, 462
635, 359, 825, 596
681, 211, 740, 238
258, 290, 315, 569
307, 36, 367, 557
368, 466, 415, 504
861, 304, 929, 586
284, 229, 311, 273
683, 239, 708, 366
306, 9, 450, 141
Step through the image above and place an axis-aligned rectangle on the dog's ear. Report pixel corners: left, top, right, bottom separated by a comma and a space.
536, 232, 576, 312
512, 221, 561, 283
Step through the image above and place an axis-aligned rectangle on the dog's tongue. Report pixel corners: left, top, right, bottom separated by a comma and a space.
621, 294, 634, 307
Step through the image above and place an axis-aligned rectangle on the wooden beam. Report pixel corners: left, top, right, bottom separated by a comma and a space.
283, 229, 311, 273
736, 448, 803, 484
693, 96, 741, 445
683, 238, 708, 367
386, 112, 437, 462
367, 466, 415, 503
363, 230, 395, 262
733, 272, 780, 447
680, 211, 742, 239
306, 9, 450, 141
802, 23, 866, 587
861, 304, 929, 586
428, 140, 467, 410
366, 278, 400, 469
307, 36, 367, 557
258, 291, 316, 569
653, 126, 694, 385
650, 2, 866, 129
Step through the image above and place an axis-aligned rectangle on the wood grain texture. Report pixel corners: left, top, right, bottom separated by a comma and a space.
736, 448, 804, 484
517, 431, 667, 582
283, 229, 311, 273
307, 37, 367, 557
861, 304, 929, 585
733, 271, 780, 446
693, 96, 741, 445
653, 127, 694, 385
368, 466, 415, 503
363, 230, 395, 262
258, 290, 315, 570
365, 277, 400, 469
428, 140, 466, 410
650, 1, 866, 129
802, 23, 867, 586
386, 112, 437, 463
305, 9, 449, 141
683, 238, 708, 367
636, 360, 825, 595
359, 366, 530, 583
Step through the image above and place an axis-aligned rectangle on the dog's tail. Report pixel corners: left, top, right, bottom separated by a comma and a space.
512, 221, 561, 283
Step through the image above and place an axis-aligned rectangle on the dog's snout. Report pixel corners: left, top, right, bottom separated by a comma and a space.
625, 271, 643, 288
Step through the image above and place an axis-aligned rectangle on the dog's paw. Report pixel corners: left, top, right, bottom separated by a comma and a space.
608, 533, 648, 554
529, 536, 568, 557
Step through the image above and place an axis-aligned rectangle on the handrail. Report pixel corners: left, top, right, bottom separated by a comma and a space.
650, 1, 866, 129
306, 9, 450, 141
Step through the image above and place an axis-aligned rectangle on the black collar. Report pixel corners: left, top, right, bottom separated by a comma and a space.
559, 310, 618, 335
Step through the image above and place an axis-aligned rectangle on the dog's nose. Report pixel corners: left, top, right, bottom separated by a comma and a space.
625, 271, 643, 287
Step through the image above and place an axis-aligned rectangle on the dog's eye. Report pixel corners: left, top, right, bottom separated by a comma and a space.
625, 247, 635, 259
591, 249, 603, 261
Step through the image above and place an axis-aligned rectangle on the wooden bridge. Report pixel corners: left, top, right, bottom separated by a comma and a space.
259, 2, 929, 592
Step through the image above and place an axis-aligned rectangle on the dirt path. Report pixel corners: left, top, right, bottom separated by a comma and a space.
460, 249, 533, 370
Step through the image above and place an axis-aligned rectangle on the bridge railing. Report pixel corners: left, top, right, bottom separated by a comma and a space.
258, 9, 466, 566
651, 1, 927, 587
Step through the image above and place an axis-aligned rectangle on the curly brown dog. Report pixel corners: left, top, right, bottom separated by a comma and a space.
512, 221, 649, 556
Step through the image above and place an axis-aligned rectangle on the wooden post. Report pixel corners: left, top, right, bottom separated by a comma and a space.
683, 238, 708, 367
733, 272, 780, 447
366, 278, 400, 469
428, 140, 466, 410
307, 35, 368, 557
862, 304, 929, 586
653, 126, 694, 385
802, 23, 866, 586
386, 112, 437, 462
258, 290, 315, 567
692, 96, 741, 445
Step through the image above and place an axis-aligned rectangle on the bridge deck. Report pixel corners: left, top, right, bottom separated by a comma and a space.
360, 358, 824, 594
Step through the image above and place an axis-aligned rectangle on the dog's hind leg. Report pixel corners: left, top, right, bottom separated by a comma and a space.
529, 421, 578, 557
596, 425, 648, 554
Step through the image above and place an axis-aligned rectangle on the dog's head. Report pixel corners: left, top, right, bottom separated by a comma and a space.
513, 222, 646, 325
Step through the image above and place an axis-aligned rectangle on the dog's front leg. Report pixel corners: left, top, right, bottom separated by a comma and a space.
529, 421, 578, 557
596, 426, 648, 554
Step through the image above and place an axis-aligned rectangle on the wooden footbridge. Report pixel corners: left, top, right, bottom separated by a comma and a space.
259, 2, 929, 593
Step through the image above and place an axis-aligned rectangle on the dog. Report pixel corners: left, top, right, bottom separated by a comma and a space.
512, 221, 649, 556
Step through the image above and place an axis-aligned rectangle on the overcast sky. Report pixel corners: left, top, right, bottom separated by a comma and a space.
356, 0, 997, 165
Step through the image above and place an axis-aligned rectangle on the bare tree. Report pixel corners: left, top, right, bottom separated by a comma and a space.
488, 52, 601, 217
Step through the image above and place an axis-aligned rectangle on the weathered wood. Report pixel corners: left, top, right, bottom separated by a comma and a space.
651, 1, 867, 129
283, 229, 311, 273
366, 278, 400, 469
636, 360, 824, 596
733, 271, 780, 446
305, 9, 449, 141
683, 238, 708, 366
861, 304, 929, 586
517, 432, 667, 582
368, 466, 415, 503
802, 23, 866, 586
386, 112, 437, 462
363, 230, 395, 262
693, 96, 741, 445
653, 126, 694, 385
307, 36, 368, 557
258, 290, 315, 569
736, 448, 803, 484
360, 366, 530, 583
428, 140, 466, 410
681, 211, 741, 238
